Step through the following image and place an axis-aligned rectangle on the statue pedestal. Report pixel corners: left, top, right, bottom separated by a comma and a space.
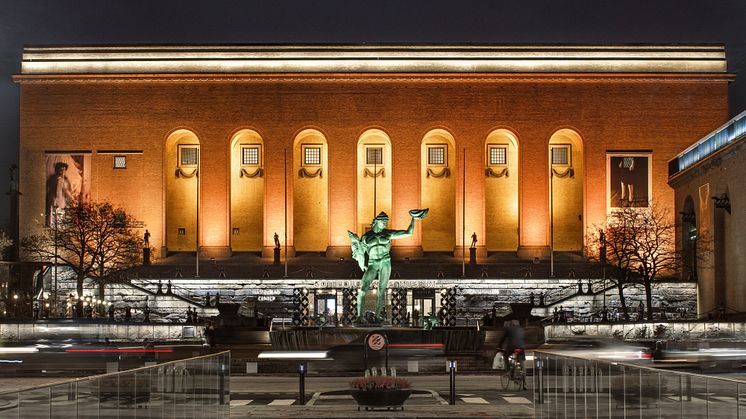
273, 248, 281, 265
469, 248, 477, 266
143, 248, 151, 266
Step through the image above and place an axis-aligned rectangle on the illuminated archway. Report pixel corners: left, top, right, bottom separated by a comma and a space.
293, 129, 329, 252
356, 129, 392, 235
484, 129, 519, 251
229, 129, 264, 252
548, 129, 584, 251
420, 129, 456, 252
165, 129, 200, 252
681, 195, 697, 280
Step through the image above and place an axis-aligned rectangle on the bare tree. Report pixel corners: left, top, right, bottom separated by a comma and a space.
587, 223, 636, 321
0, 230, 13, 260
588, 204, 691, 321
22, 201, 143, 316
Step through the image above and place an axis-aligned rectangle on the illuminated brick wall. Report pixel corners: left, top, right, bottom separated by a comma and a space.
17, 77, 728, 259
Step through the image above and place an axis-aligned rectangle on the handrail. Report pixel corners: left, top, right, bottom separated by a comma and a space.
532, 349, 746, 385
133, 278, 207, 307
0, 350, 230, 396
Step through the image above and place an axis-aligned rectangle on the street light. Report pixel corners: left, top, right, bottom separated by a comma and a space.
549, 168, 555, 278
52, 205, 63, 317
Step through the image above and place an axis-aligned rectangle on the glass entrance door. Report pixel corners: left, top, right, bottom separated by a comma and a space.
315, 294, 337, 324
411, 297, 435, 327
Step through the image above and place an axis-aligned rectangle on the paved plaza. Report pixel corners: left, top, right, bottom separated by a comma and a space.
228, 375, 535, 417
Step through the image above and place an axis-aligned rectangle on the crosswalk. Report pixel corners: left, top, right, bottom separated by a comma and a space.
229, 391, 534, 407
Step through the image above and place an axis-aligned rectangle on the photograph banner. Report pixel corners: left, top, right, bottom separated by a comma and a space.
45, 154, 91, 226
607, 154, 651, 210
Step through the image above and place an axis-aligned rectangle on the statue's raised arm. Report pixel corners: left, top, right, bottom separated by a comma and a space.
389, 208, 429, 239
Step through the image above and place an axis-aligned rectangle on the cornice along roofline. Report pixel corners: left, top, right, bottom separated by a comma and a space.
19, 44, 727, 75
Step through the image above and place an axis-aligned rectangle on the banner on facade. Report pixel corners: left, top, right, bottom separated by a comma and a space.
45, 153, 91, 226
606, 153, 651, 211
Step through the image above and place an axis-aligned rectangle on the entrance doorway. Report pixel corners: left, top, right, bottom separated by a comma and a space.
410, 288, 435, 327
315, 293, 337, 324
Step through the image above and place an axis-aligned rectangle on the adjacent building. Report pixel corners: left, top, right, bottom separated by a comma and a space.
668, 110, 746, 316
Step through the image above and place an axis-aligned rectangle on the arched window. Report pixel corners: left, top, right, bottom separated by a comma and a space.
420, 129, 456, 252
165, 129, 200, 252
293, 129, 329, 252
230, 129, 264, 252
356, 129, 392, 235
548, 129, 584, 251
484, 129, 519, 251
681, 195, 697, 280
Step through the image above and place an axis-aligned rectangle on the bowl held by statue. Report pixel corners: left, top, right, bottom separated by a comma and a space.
409, 208, 429, 219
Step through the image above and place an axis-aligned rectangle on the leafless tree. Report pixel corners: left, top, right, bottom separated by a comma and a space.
22, 201, 143, 316
588, 204, 698, 321
0, 230, 13, 260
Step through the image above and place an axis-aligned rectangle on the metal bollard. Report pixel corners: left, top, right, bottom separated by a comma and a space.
218, 363, 226, 405
299, 362, 306, 405
449, 360, 457, 405
537, 357, 544, 404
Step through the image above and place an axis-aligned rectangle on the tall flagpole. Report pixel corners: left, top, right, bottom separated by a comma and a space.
195, 148, 200, 278
284, 148, 288, 278
462, 147, 466, 278
373, 155, 377, 217
550, 166, 554, 278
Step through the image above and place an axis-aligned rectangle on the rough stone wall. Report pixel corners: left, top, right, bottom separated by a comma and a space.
127, 277, 696, 323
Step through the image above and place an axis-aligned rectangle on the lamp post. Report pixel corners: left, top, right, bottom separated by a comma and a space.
284, 148, 288, 278
373, 152, 377, 217
549, 168, 555, 278
461, 147, 466, 278
195, 148, 201, 278
53, 205, 59, 317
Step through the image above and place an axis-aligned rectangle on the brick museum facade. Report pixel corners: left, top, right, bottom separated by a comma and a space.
9, 45, 734, 320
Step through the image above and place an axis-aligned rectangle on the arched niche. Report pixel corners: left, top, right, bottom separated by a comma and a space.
420, 129, 456, 252
356, 129, 393, 235
681, 195, 697, 280
548, 129, 584, 251
484, 129, 519, 251
229, 129, 264, 252
165, 129, 200, 252
293, 129, 329, 252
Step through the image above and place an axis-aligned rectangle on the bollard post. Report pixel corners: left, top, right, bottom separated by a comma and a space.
299, 362, 306, 405
218, 362, 226, 405
449, 360, 457, 405
537, 358, 544, 404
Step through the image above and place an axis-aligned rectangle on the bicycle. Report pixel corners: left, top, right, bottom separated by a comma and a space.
500, 348, 526, 391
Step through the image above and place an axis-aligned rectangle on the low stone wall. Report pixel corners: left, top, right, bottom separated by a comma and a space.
0, 321, 204, 341
39, 273, 698, 325
546, 321, 746, 341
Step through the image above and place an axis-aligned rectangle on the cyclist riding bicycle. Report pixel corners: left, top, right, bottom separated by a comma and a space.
499, 320, 525, 365
499, 319, 526, 389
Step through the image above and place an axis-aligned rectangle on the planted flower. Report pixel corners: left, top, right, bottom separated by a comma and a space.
349, 376, 413, 410
350, 376, 411, 391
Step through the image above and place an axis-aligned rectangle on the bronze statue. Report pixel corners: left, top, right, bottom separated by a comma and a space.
348, 208, 428, 322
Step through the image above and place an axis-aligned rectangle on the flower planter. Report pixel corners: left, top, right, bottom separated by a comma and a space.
350, 389, 412, 411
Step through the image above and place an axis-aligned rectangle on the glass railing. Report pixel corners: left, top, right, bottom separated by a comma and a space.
0, 350, 230, 418
533, 350, 745, 418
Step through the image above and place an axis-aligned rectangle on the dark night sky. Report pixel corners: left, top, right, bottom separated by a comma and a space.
1, 0, 745, 226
